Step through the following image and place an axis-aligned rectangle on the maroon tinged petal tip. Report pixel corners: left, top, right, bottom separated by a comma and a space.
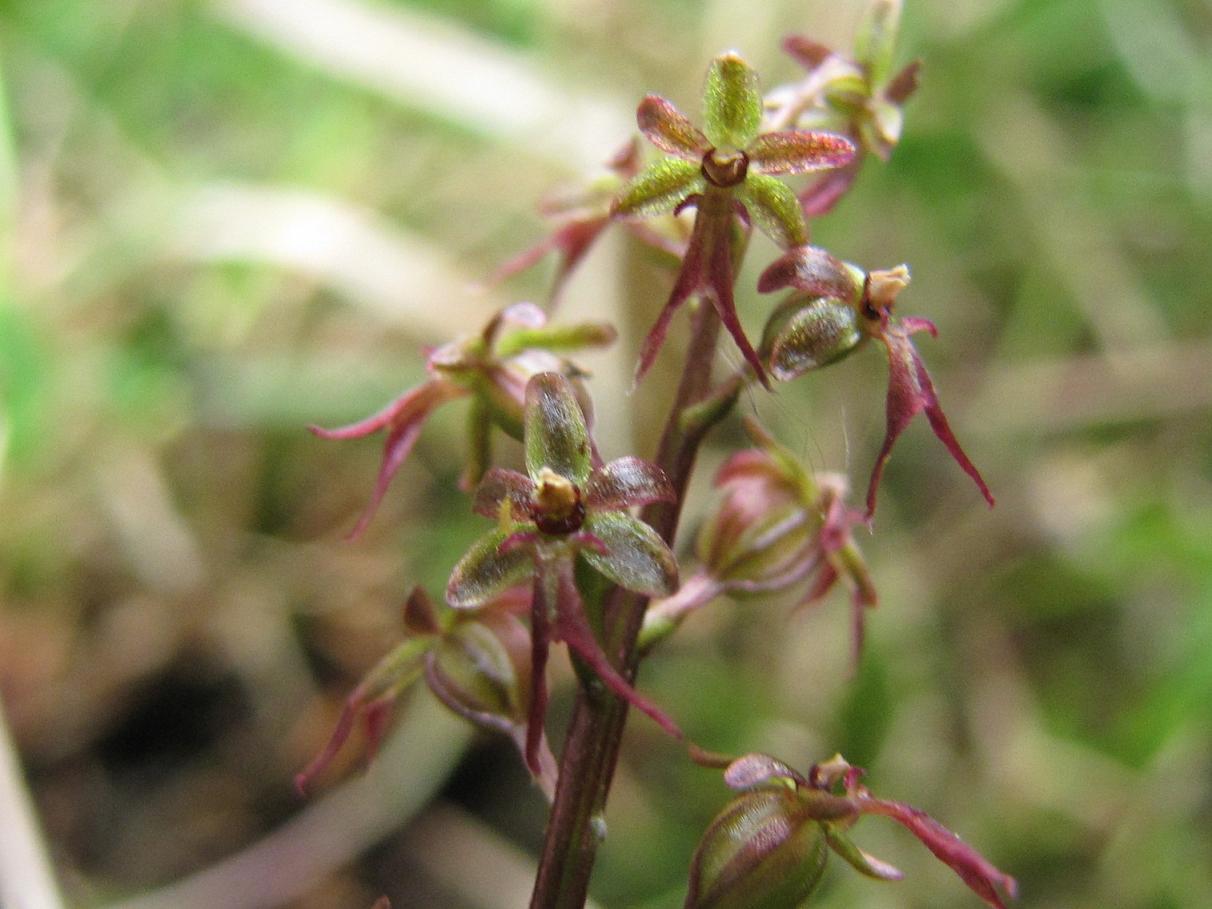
866, 325, 994, 518
636, 193, 770, 388
859, 798, 1019, 909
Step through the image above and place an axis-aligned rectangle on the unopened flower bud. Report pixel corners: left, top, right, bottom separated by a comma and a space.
686, 788, 828, 908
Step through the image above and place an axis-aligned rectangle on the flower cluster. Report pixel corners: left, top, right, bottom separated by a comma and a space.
301, 6, 1013, 905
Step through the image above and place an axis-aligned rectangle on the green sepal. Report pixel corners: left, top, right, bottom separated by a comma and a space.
736, 173, 809, 248
524, 372, 592, 485
613, 157, 705, 217
824, 827, 904, 880
703, 52, 763, 150
581, 511, 677, 597
854, 0, 902, 86
493, 321, 617, 358
446, 526, 537, 608
763, 296, 864, 381
823, 73, 871, 114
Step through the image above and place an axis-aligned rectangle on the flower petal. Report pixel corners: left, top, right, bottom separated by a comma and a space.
340, 382, 465, 540
586, 456, 675, 510
885, 59, 922, 104
472, 467, 535, 521
547, 557, 682, 740
736, 173, 809, 248
637, 94, 710, 159
866, 329, 994, 518
581, 512, 678, 597
447, 527, 536, 608
523, 372, 593, 485
859, 798, 1019, 909
486, 216, 612, 306
748, 130, 855, 175
494, 319, 617, 359
703, 52, 763, 150
824, 828, 905, 880
799, 155, 863, 218
724, 752, 808, 791
613, 158, 705, 217
782, 34, 836, 71
756, 245, 861, 299
854, 0, 903, 86
294, 637, 431, 794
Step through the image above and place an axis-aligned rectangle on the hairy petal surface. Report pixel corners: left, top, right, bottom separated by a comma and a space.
472, 467, 535, 520
447, 527, 536, 608
703, 52, 763, 150
765, 297, 863, 380
723, 753, 807, 791
524, 372, 592, 485
747, 130, 855, 175
613, 158, 705, 217
581, 511, 678, 597
757, 245, 860, 299
637, 95, 710, 159
586, 456, 675, 510
736, 173, 808, 248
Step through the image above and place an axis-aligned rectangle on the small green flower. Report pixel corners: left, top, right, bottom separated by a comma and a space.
311, 303, 614, 538
447, 372, 682, 771
687, 752, 1018, 909
613, 52, 854, 386
294, 586, 556, 797
782, 0, 921, 215
759, 246, 994, 519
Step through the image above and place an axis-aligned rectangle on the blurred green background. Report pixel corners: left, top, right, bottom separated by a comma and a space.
1, 0, 1210, 907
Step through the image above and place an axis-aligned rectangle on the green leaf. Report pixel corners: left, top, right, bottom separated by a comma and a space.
524, 372, 592, 485
446, 527, 536, 608
613, 157, 704, 217
703, 52, 763, 150
736, 173, 808, 248
581, 512, 677, 597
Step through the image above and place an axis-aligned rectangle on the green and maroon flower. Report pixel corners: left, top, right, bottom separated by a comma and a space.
642, 419, 876, 662
613, 52, 854, 386
759, 245, 994, 518
687, 752, 1017, 909
311, 303, 614, 538
447, 372, 681, 771
779, 0, 921, 216
295, 586, 557, 798
487, 140, 686, 306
